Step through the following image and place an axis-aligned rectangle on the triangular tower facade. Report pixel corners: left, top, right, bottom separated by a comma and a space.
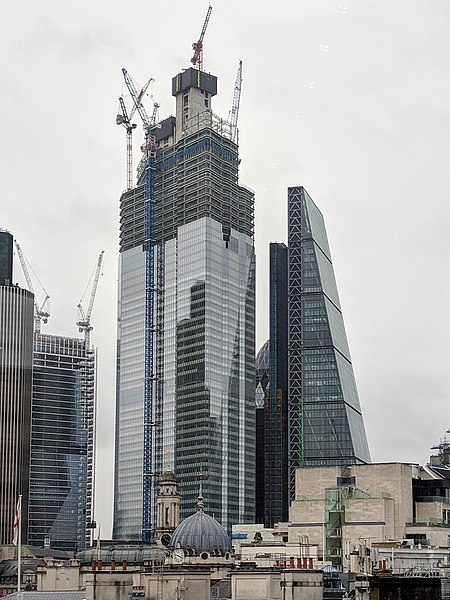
288, 186, 370, 497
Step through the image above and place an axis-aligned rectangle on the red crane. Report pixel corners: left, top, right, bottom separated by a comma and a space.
191, 5, 213, 71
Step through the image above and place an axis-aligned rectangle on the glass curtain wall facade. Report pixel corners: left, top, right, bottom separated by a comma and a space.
0, 265, 34, 545
255, 339, 269, 524
28, 334, 96, 551
266, 243, 289, 525
114, 67, 255, 538
288, 186, 370, 498
255, 243, 289, 526
0, 230, 13, 285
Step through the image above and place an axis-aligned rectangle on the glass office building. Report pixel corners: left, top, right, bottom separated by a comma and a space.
28, 334, 96, 551
114, 67, 255, 539
255, 243, 289, 526
288, 187, 370, 498
0, 230, 34, 545
0, 229, 14, 286
255, 339, 269, 524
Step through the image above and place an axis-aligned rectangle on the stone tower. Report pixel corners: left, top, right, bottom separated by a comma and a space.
155, 471, 180, 545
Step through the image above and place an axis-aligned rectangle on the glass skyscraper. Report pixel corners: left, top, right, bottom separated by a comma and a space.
114, 67, 255, 539
0, 229, 14, 286
255, 339, 269, 524
28, 334, 96, 551
288, 186, 370, 498
0, 230, 34, 545
255, 243, 289, 526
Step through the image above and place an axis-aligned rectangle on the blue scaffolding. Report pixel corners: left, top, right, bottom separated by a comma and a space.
142, 133, 157, 543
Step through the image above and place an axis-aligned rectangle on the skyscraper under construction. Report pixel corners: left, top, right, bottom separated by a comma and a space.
113, 61, 255, 539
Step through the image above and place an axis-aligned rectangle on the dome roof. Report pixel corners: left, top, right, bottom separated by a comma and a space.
160, 471, 177, 483
170, 496, 230, 554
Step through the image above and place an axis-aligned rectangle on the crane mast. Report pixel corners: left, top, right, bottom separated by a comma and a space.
76, 251, 104, 349
130, 76, 154, 122
122, 66, 162, 543
14, 240, 50, 334
76, 252, 103, 550
191, 4, 213, 71
116, 97, 137, 190
122, 68, 154, 129
150, 102, 160, 126
228, 60, 243, 144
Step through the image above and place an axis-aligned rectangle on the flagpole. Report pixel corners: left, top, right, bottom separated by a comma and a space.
17, 494, 22, 597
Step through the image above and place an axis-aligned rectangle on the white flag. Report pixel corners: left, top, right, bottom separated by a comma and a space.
12, 496, 21, 546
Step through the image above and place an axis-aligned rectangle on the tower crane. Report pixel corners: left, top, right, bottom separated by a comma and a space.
76, 251, 104, 349
122, 65, 160, 543
150, 101, 160, 127
129, 76, 154, 122
122, 68, 155, 131
121, 68, 160, 177
116, 96, 137, 190
228, 60, 242, 144
14, 240, 50, 334
191, 4, 213, 71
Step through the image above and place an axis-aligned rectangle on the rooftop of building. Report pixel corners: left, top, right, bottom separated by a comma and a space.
0, 545, 72, 561
76, 545, 166, 565
5, 593, 85, 600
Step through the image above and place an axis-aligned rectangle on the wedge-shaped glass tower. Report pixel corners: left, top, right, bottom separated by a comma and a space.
288, 187, 370, 496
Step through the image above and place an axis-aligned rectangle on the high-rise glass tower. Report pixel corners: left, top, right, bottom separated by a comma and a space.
255, 338, 269, 524
0, 229, 14, 286
266, 243, 289, 524
0, 230, 34, 545
114, 67, 255, 539
255, 243, 289, 526
288, 187, 370, 497
28, 333, 96, 551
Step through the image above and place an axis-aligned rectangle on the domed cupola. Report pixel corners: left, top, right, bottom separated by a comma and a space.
170, 495, 231, 555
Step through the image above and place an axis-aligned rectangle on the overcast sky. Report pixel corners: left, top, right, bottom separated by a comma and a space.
2, 1, 450, 536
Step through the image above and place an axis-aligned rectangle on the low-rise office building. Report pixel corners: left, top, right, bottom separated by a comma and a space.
289, 462, 450, 567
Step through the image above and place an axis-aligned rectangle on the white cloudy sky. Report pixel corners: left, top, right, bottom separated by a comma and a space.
2, 1, 450, 536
